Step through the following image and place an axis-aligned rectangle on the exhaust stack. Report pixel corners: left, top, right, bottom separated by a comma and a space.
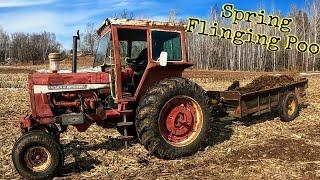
72, 30, 80, 73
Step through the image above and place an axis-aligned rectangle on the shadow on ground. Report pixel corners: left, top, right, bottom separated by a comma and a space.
59, 138, 137, 176
58, 110, 289, 176
208, 109, 284, 146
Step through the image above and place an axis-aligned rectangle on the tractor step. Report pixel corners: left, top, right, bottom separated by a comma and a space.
119, 110, 133, 116
117, 122, 134, 126
119, 103, 133, 148
117, 135, 134, 141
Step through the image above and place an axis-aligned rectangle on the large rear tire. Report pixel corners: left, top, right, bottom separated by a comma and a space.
12, 130, 64, 179
135, 78, 212, 159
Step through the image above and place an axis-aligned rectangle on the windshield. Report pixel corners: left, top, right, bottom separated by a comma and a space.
94, 32, 111, 67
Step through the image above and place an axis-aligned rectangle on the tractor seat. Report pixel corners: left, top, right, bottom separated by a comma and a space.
127, 48, 148, 72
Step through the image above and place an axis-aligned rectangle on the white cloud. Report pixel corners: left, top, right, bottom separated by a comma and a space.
0, 0, 164, 48
0, 8, 108, 48
0, 0, 57, 8
0, 11, 59, 32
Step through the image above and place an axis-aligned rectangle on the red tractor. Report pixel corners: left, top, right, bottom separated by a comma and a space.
12, 18, 307, 179
12, 19, 212, 179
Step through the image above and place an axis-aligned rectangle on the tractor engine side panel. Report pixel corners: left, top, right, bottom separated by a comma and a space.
28, 74, 53, 120
28, 72, 110, 120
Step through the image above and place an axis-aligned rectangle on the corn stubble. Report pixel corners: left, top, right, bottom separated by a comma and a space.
0, 67, 319, 179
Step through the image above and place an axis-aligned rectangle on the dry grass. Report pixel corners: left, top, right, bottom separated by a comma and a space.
0, 67, 320, 179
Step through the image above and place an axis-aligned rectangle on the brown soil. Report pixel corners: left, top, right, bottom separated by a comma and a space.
1, 69, 319, 179
226, 138, 319, 162
229, 75, 295, 94
0, 68, 36, 74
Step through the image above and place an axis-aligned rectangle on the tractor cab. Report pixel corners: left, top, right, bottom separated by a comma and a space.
94, 18, 193, 102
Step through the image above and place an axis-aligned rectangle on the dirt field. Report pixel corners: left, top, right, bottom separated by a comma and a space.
0, 67, 320, 179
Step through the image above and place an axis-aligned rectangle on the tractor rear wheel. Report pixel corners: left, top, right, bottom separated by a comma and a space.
136, 78, 212, 159
12, 130, 64, 179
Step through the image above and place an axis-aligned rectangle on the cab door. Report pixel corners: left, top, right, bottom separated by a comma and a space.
113, 26, 148, 101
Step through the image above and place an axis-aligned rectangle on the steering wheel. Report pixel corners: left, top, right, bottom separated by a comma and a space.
125, 57, 135, 69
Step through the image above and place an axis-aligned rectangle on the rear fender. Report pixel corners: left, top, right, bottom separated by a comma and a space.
134, 63, 192, 100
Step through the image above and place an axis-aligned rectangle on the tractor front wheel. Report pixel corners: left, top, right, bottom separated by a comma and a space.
136, 78, 212, 159
12, 130, 64, 179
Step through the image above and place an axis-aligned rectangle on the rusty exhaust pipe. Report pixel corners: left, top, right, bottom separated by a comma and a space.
72, 30, 80, 73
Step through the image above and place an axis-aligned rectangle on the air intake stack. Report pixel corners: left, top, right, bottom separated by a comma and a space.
49, 53, 62, 73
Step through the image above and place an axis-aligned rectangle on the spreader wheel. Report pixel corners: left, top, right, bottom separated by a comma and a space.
279, 92, 299, 122
136, 78, 212, 159
12, 130, 64, 179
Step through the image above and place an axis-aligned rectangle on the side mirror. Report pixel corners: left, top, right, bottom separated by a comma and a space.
158, 51, 168, 66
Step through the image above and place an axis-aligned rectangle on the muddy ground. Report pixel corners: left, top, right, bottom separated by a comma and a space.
0, 68, 320, 179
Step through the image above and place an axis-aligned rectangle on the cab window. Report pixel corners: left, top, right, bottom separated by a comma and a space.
131, 41, 147, 58
152, 31, 182, 61
94, 32, 111, 67
118, 40, 147, 64
117, 29, 147, 66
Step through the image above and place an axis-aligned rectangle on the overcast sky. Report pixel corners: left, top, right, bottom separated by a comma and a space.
0, 0, 305, 49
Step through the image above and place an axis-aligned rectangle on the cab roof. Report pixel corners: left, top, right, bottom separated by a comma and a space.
97, 18, 185, 34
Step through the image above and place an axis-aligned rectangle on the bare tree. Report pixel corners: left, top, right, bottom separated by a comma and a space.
81, 23, 97, 55
184, 1, 320, 72
0, 30, 60, 65
168, 9, 177, 23
115, 9, 134, 19
0, 28, 10, 63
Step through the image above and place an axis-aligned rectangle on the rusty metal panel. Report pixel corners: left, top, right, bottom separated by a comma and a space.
34, 93, 53, 118
97, 18, 185, 37
219, 91, 241, 101
217, 78, 308, 118
247, 102, 278, 114
133, 64, 186, 101
107, 18, 184, 28
61, 113, 84, 125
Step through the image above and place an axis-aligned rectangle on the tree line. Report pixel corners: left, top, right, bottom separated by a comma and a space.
1, 3, 319, 72
0, 29, 61, 65
79, 10, 134, 56
183, 1, 320, 72
82, 3, 320, 72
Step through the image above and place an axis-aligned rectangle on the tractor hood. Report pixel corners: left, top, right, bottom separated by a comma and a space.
28, 72, 109, 93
